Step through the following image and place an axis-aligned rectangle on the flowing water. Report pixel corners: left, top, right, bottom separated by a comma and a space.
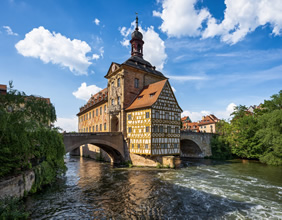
25, 156, 282, 219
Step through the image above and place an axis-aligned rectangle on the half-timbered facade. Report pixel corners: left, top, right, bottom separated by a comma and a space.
126, 80, 182, 156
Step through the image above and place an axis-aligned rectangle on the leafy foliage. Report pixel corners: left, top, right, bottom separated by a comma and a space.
0, 82, 66, 177
0, 197, 29, 219
212, 91, 282, 165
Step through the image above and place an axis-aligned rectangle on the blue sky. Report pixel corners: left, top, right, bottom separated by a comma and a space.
1, 0, 282, 131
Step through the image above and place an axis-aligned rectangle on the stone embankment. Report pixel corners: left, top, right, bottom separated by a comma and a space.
0, 170, 35, 199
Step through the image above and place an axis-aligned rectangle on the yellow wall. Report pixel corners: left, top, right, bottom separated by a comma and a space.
78, 102, 108, 132
127, 109, 152, 155
199, 123, 216, 133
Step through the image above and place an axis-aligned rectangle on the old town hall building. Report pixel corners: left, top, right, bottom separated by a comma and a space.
77, 17, 182, 156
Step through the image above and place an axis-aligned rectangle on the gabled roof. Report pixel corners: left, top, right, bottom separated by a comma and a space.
104, 62, 121, 79
126, 79, 167, 111
198, 114, 219, 125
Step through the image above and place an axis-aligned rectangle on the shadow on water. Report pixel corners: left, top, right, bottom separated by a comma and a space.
25, 156, 258, 220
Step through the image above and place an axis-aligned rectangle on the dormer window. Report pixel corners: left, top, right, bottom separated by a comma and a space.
137, 95, 143, 100
150, 92, 156, 97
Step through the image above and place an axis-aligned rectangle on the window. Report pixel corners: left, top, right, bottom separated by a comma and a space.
89, 112, 91, 119
104, 105, 107, 113
161, 143, 165, 148
146, 126, 149, 132
134, 78, 139, 88
165, 112, 169, 120
128, 127, 132, 133
138, 144, 140, 149
154, 125, 158, 132
137, 95, 143, 100
96, 125, 98, 131
146, 112, 150, 118
100, 124, 102, 131
167, 126, 171, 133
89, 127, 91, 132
96, 109, 98, 116
132, 144, 134, 149
174, 143, 178, 149
164, 143, 168, 149
175, 127, 179, 133
84, 115, 85, 121
145, 144, 148, 149
86, 127, 88, 132
117, 78, 120, 87
156, 111, 160, 119
92, 111, 94, 118
111, 99, 114, 105
149, 92, 156, 97
84, 128, 85, 132
100, 107, 102, 115
111, 81, 114, 88
159, 126, 163, 133
128, 114, 132, 120
93, 126, 94, 132
104, 123, 106, 130
118, 96, 121, 105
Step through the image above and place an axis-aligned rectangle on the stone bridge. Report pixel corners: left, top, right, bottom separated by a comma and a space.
180, 131, 213, 158
63, 132, 125, 164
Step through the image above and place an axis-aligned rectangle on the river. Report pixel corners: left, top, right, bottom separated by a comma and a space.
25, 155, 282, 219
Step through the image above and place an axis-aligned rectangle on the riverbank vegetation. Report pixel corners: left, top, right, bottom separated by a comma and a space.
0, 82, 66, 183
211, 91, 282, 165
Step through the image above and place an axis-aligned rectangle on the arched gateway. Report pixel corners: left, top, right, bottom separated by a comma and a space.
63, 132, 125, 164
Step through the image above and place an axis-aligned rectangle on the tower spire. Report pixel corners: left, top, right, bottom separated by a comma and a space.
130, 14, 144, 58
135, 13, 139, 30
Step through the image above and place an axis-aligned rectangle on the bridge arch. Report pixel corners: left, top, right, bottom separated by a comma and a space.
64, 132, 125, 164
180, 131, 213, 158
180, 139, 204, 158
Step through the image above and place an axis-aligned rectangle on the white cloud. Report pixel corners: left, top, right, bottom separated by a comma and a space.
155, 0, 282, 44
55, 117, 77, 132
15, 26, 92, 75
203, 0, 282, 44
153, 0, 211, 37
181, 110, 211, 122
119, 22, 167, 70
215, 103, 237, 120
143, 26, 167, 70
73, 82, 102, 101
3, 25, 18, 36
94, 18, 100, 25
181, 103, 237, 122
92, 54, 100, 60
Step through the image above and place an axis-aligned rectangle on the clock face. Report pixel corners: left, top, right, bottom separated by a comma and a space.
112, 65, 116, 72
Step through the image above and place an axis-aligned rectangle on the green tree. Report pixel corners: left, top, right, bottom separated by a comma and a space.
0, 82, 65, 177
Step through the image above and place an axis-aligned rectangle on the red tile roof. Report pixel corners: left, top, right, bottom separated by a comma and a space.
126, 79, 167, 111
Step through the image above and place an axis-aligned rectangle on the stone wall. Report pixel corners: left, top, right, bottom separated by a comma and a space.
0, 170, 35, 199
129, 153, 179, 168
80, 144, 111, 162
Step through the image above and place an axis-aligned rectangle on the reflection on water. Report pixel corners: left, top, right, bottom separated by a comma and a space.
25, 156, 282, 219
